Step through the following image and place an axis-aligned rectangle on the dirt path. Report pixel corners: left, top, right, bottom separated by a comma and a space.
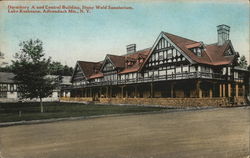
0, 107, 249, 158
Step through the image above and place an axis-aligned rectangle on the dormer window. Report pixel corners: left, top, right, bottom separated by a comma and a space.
138, 58, 144, 64
126, 59, 135, 68
197, 48, 202, 56
186, 42, 204, 57
191, 47, 202, 57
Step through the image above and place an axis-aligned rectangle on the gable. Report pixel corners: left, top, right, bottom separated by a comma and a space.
143, 35, 191, 70
103, 60, 115, 72
100, 56, 116, 72
205, 40, 236, 65
224, 43, 235, 56
71, 63, 86, 83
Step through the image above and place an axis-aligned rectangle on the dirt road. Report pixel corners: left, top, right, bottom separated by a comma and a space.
0, 107, 249, 158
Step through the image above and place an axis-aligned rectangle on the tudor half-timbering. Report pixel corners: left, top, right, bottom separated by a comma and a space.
67, 25, 249, 106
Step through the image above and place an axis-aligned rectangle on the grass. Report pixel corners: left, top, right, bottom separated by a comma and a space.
0, 102, 168, 123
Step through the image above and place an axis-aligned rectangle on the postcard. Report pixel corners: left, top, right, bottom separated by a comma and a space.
0, 0, 249, 158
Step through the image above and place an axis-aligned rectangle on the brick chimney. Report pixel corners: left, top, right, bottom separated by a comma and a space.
217, 24, 230, 46
126, 44, 136, 54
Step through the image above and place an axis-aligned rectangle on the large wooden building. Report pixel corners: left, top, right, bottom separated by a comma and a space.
68, 25, 249, 106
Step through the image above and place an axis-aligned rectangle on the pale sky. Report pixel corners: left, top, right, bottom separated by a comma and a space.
0, 0, 249, 67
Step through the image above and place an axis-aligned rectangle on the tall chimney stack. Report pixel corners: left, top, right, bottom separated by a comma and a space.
217, 24, 230, 46
126, 44, 136, 54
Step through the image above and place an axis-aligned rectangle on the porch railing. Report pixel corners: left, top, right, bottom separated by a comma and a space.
69, 72, 239, 89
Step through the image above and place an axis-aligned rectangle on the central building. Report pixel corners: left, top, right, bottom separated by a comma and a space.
67, 25, 249, 106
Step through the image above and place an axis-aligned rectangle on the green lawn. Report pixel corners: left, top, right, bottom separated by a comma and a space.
0, 102, 168, 123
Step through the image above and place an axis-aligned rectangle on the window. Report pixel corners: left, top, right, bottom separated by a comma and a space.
167, 69, 174, 75
159, 70, 166, 76
176, 66, 181, 73
167, 49, 172, 58
10, 84, 14, 92
159, 51, 163, 60
234, 72, 238, 79
155, 53, 159, 61
173, 49, 176, 57
183, 65, 189, 72
154, 70, 158, 76
191, 47, 202, 56
225, 49, 233, 56
197, 48, 201, 56
190, 66, 196, 72
129, 73, 132, 79
165, 40, 168, 48
201, 66, 210, 72
149, 71, 153, 77
152, 54, 155, 61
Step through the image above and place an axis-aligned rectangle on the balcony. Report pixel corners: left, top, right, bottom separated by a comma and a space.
69, 72, 239, 89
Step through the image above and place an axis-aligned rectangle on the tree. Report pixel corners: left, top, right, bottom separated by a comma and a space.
49, 61, 73, 76
12, 39, 55, 113
238, 55, 248, 69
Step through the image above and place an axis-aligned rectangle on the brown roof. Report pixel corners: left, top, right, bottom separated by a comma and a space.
107, 54, 125, 68
205, 41, 235, 65
163, 32, 235, 65
77, 61, 102, 78
76, 31, 237, 80
119, 48, 151, 74
163, 32, 212, 64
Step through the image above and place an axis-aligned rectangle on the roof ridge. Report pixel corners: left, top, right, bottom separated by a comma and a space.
163, 32, 198, 43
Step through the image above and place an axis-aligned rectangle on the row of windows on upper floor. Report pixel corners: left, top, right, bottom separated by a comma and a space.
149, 49, 182, 62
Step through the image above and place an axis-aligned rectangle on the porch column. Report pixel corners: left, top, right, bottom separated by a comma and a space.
110, 87, 112, 98
170, 83, 174, 98
125, 87, 128, 98
134, 86, 137, 98
99, 88, 102, 98
106, 87, 108, 98
90, 88, 92, 98
150, 83, 153, 98
209, 88, 213, 98
197, 81, 202, 98
223, 84, 226, 97
235, 84, 239, 97
243, 85, 245, 97
219, 84, 222, 97
228, 83, 231, 97
121, 86, 124, 98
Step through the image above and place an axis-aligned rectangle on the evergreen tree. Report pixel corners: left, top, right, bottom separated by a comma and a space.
238, 55, 248, 69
